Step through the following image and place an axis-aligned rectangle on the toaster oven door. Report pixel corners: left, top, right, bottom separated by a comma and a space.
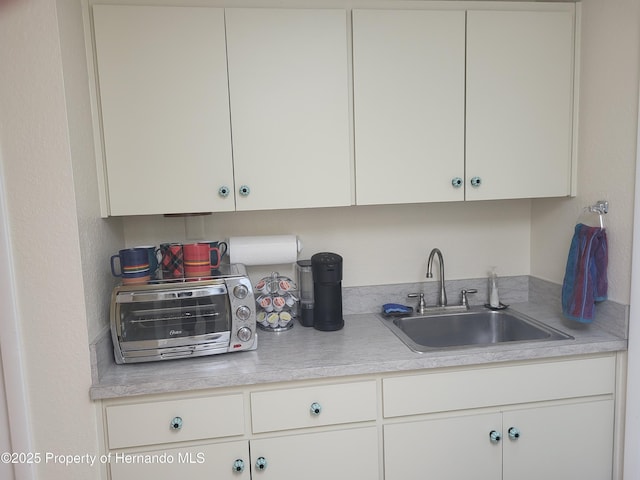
115, 285, 232, 357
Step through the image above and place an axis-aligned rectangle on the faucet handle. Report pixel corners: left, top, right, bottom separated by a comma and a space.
408, 293, 426, 314
460, 289, 478, 308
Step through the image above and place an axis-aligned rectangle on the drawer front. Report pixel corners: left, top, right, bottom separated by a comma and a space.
251, 381, 377, 433
383, 355, 615, 418
109, 440, 250, 480
106, 394, 244, 449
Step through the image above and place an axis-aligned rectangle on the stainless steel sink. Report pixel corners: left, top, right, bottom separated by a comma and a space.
379, 307, 573, 353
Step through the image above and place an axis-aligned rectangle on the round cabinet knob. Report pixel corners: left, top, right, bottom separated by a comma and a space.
310, 402, 322, 416
489, 430, 501, 443
508, 427, 521, 440
232, 459, 245, 473
218, 186, 231, 198
233, 284, 249, 299
237, 327, 252, 342
170, 416, 183, 431
239, 185, 251, 197
255, 457, 268, 470
470, 176, 482, 188
451, 177, 463, 188
236, 305, 251, 322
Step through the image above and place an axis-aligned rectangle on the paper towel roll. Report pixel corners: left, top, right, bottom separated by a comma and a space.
229, 235, 302, 266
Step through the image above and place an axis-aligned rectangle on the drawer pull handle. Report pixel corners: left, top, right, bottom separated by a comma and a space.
170, 416, 183, 431
470, 176, 482, 188
489, 430, 501, 443
451, 177, 463, 188
310, 402, 322, 416
508, 427, 521, 440
255, 457, 267, 470
232, 459, 245, 473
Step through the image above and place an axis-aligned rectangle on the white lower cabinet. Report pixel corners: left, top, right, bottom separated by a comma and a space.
382, 355, 616, 480
250, 381, 377, 433
109, 428, 378, 480
384, 400, 614, 480
247, 381, 379, 479
502, 400, 614, 480
109, 441, 250, 480
385, 412, 502, 479
101, 356, 617, 480
250, 427, 378, 479
104, 393, 249, 480
105, 393, 245, 449
104, 381, 380, 480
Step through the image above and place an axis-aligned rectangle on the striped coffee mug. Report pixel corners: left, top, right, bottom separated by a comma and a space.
110, 248, 151, 285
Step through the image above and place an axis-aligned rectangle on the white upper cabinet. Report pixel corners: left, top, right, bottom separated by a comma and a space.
225, 9, 352, 211
465, 9, 576, 200
353, 10, 466, 205
92, 4, 577, 215
353, 5, 577, 205
93, 5, 235, 216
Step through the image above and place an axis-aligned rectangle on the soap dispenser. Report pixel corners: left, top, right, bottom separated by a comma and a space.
488, 267, 500, 309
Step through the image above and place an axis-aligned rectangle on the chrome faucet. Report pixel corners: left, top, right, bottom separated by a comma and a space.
426, 248, 447, 307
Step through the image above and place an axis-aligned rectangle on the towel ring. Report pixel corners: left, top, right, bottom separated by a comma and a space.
581, 200, 608, 229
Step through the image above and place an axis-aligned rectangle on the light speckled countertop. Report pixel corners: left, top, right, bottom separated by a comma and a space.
90, 297, 627, 400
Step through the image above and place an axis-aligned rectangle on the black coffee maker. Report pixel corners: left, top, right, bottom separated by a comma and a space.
311, 252, 344, 331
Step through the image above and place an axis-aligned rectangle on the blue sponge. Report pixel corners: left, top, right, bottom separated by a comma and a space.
382, 303, 413, 315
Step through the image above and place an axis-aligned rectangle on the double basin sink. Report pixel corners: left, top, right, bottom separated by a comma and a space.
379, 307, 573, 353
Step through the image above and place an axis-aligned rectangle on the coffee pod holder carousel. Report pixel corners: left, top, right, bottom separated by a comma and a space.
254, 272, 298, 332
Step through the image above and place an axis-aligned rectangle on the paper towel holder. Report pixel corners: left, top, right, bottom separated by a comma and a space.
229, 235, 302, 266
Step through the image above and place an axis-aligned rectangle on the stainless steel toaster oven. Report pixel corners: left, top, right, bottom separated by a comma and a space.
110, 264, 257, 364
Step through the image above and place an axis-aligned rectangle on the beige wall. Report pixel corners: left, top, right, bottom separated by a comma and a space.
531, 0, 640, 305
56, 0, 124, 342
0, 349, 12, 480
123, 199, 532, 284
0, 0, 101, 478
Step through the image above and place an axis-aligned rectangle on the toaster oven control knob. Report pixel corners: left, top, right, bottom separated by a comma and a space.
236, 305, 251, 322
237, 327, 252, 342
233, 284, 249, 299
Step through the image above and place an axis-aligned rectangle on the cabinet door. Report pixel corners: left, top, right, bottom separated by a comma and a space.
353, 10, 465, 205
384, 413, 502, 480
93, 5, 234, 215
250, 427, 378, 480
109, 441, 250, 480
466, 8, 575, 200
225, 9, 351, 211
503, 400, 614, 480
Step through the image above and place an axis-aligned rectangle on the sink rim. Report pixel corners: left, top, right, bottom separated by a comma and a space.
378, 307, 574, 353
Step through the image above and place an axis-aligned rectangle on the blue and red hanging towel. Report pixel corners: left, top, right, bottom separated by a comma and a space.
561, 223, 608, 323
